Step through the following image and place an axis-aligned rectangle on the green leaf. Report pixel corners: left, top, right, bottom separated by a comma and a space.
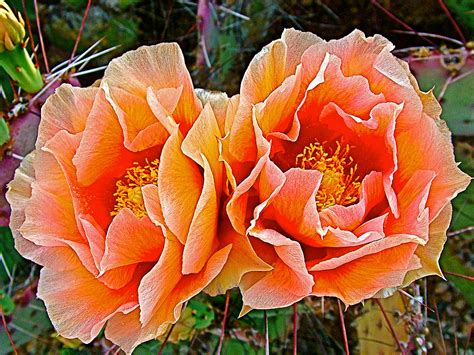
0, 299, 53, 354
0, 227, 22, 285
440, 245, 474, 307
0, 118, 9, 146
409, 58, 474, 136
189, 299, 215, 330
0, 291, 15, 315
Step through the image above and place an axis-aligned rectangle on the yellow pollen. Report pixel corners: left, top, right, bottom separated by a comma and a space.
111, 159, 159, 218
296, 141, 361, 210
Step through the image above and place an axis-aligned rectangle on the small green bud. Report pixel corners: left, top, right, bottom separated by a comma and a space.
0, 1, 25, 53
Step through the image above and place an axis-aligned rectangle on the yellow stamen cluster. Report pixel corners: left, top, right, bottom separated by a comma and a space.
112, 159, 159, 218
296, 141, 361, 210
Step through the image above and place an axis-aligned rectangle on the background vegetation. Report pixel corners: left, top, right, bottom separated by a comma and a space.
0, 0, 472, 353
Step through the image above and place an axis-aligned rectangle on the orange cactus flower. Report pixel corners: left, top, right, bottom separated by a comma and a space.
223, 29, 471, 311
6, 43, 237, 353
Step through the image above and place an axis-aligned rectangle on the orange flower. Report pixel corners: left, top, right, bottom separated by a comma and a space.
6, 44, 236, 352
223, 29, 471, 311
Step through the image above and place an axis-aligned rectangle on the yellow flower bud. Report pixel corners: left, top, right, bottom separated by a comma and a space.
0, 1, 25, 53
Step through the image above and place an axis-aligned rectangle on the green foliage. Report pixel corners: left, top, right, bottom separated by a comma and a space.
0, 299, 53, 354
0, 118, 9, 146
441, 244, 474, 307
188, 299, 215, 330
0, 227, 22, 286
445, 0, 474, 34
0, 291, 15, 315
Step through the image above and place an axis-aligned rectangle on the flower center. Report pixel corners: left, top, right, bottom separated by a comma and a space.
295, 141, 361, 210
111, 159, 159, 218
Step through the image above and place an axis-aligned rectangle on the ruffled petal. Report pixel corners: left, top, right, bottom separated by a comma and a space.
37, 85, 97, 148
37, 265, 139, 344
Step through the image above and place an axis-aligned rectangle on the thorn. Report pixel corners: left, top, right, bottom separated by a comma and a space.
444, 270, 474, 282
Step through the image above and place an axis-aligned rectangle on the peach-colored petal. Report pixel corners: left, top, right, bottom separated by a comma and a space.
78, 214, 105, 270
395, 114, 471, 221
385, 170, 435, 239
104, 85, 168, 152
254, 72, 301, 138
311, 242, 420, 305
138, 237, 231, 328
319, 102, 401, 217
182, 156, 218, 274
281, 28, 324, 77
263, 168, 324, 246
316, 214, 387, 248
325, 30, 423, 131
141, 184, 166, 228
243, 228, 314, 308
158, 127, 203, 244
104, 43, 202, 131
403, 204, 452, 285
182, 103, 222, 185
36, 85, 97, 148
6, 152, 81, 271
102, 209, 164, 270
37, 265, 139, 344
309, 234, 424, 272
299, 53, 386, 122
319, 171, 385, 231
72, 88, 130, 185
205, 221, 272, 296
99, 208, 164, 289
194, 89, 238, 136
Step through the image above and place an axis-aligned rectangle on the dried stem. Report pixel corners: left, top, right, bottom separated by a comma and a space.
70, 0, 92, 63
444, 271, 474, 282
216, 290, 231, 355
33, 0, 49, 73
434, 299, 448, 355
264, 310, 269, 355
374, 298, 405, 354
293, 303, 298, 355
0, 309, 17, 354
337, 300, 350, 355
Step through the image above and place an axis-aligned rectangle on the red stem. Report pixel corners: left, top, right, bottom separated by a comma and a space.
337, 300, 350, 355
293, 303, 298, 355
21, 0, 39, 68
375, 298, 405, 354
0, 309, 17, 355
216, 290, 231, 355
371, 0, 436, 47
33, 0, 49, 73
437, 0, 466, 44
157, 322, 176, 355
70, 0, 92, 63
